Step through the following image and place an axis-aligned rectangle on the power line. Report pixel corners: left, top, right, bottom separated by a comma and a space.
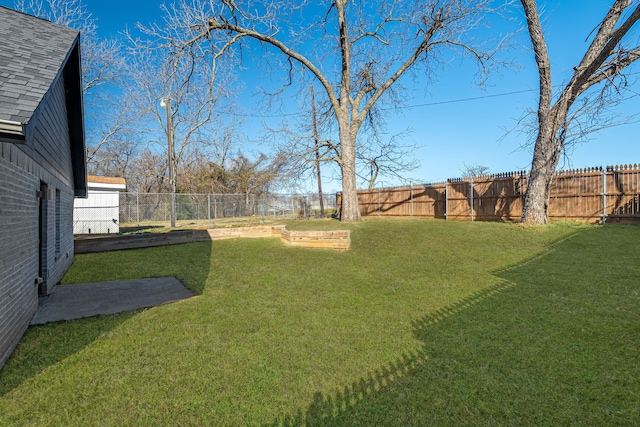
392, 88, 538, 110
227, 82, 640, 119
228, 88, 539, 119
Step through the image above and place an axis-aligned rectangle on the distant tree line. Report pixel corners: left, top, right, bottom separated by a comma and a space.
15, 0, 640, 224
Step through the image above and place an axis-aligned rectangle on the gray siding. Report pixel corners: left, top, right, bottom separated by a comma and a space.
20, 75, 74, 188
0, 78, 76, 368
30, 76, 75, 292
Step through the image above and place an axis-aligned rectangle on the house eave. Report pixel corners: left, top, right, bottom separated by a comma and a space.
64, 36, 87, 199
0, 119, 26, 142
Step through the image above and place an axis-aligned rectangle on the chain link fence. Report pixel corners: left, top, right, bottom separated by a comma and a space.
74, 192, 338, 234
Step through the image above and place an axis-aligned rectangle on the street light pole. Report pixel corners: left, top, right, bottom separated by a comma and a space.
161, 97, 176, 227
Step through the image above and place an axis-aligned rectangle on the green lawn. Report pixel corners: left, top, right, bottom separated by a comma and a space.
1, 219, 638, 426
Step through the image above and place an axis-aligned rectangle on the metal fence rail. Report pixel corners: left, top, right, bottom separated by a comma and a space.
108, 193, 336, 229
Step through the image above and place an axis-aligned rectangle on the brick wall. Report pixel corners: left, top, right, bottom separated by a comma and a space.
0, 142, 75, 369
0, 151, 39, 368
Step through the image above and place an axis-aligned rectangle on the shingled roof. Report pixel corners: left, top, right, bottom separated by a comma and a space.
0, 5, 86, 196
0, 5, 81, 134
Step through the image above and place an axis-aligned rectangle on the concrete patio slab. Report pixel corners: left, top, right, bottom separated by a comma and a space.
31, 277, 193, 325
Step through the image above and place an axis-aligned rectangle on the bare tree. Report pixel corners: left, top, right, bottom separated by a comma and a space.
189, 151, 290, 197
459, 163, 490, 178
16, 0, 125, 94
228, 152, 289, 202
152, 0, 505, 222
519, 0, 640, 224
127, 149, 169, 194
264, 85, 343, 204
124, 21, 237, 225
178, 128, 237, 193
15, 0, 130, 165
271, 87, 419, 193
85, 91, 141, 165
356, 131, 419, 190
88, 137, 137, 178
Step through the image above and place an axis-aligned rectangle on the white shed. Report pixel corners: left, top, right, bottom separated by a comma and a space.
73, 176, 126, 234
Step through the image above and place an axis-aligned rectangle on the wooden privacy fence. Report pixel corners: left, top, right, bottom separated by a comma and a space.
337, 164, 640, 223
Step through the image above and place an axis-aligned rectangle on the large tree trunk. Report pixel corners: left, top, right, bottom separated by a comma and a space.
339, 126, 361, 223
521, 147, 554, 224
521, 112, 563, 224
335, 0, 361, 223
521, 170, 552, 224
519, 0, 640, 225
519, 0, 554, 225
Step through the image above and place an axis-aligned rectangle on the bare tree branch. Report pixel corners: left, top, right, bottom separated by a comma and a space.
16, 0, 131, 167
519, 0, 640, 224
155, 0, 507, 221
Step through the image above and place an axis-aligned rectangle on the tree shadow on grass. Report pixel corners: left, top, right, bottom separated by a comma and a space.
267, 227, 640, 426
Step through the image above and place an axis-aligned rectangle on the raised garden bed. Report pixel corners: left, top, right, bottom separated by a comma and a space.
280, 228, 350, 250
75, 225, 350, 253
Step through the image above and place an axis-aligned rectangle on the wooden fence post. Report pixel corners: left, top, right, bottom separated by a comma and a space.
470, 177, 474, 222
410, 184, 414, 217
602, 168, 607, 225
445, 181, 449, 221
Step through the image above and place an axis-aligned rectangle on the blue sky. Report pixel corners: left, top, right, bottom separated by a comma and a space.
3, 0, 640, 190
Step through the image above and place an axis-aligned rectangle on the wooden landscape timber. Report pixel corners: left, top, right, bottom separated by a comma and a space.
75, 226, 350, 254
206, 225, 284, 240
280, 229, 351, 250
